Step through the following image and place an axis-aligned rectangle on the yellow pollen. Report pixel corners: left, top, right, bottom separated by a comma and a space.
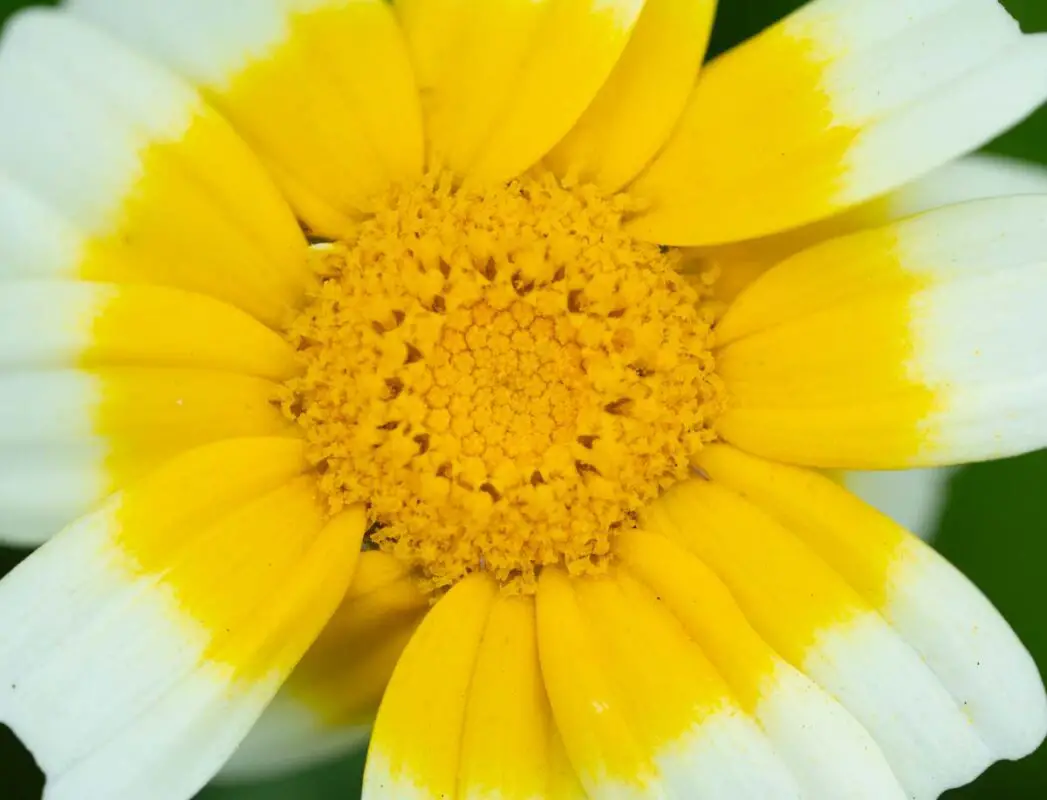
281, 172, 724, 593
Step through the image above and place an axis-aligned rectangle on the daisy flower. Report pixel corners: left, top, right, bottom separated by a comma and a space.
1, 0, 1047, 798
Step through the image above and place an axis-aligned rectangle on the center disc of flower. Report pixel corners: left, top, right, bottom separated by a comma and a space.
282, 172, 724, 593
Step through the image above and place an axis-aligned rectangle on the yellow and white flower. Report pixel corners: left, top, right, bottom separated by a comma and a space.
0, 1, 1046, 798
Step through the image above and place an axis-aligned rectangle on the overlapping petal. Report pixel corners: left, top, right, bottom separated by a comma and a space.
0, 9, 308, 326
699, 153, 1047, 306
68, 0, 424, 238
221, 552, 427, 781
398, 0, 647, 185
628, 0, 1047, 245
716, 196, 1047, 468
358, 459, 1043, 799
0, 7, 320, 550
618, 531, 907, 800
646, 479, 994, 798
0, 439, 367, 800
694, 445, 1047, 759
546, 0, 717, 190
0, 1, 1041, 799
0, 368, 292, 547
363, 576, 497, 798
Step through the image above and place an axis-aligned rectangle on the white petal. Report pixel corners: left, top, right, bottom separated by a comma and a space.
0, 281, 296, 377
0, 371, 103, 546
628, 0, 1047, 245
0, 440, 363, 800
0, 451, 106, 548
842, 34, 1047, 209
755, 663, 909, 800
842, 468, 955, 541
0, 368, 292, 547
68, 0, 424, 236
217, 695, 369, 783
0, 282, 110, 367
888, 153, 1047, 216
717, 196, 1047, 468
0, 175, 84, 281
886, 537, 1047, 760
806, 613, 992, 799
0, 8, 306, 326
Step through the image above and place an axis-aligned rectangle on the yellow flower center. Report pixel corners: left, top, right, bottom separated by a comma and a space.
282, 172, 724, 593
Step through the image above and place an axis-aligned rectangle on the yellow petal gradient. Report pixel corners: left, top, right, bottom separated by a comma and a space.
400, 0, 647, 185
112, 440, 365, 678
627, 0, 1044, 245
695, 444, 1047, 764
363, 575, 497, 799
645, 478, 863, 665
627, 12, 855, 245
536, 567, 656, 796
287, 551, 428, 728
87, 284, 300, 379
70, 0, 424, 239
96, 367, 295, 496
546, 0, 716, 190
78, 105, 310, 327
714, 197, 1047, 469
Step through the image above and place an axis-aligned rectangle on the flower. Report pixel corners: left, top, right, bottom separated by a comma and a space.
0, 0, 1046, 798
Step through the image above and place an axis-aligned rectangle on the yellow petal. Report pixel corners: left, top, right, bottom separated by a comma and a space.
695, 153, 1047, 307
398, 0, 647, 185
363, 575, 497, 799
0, 10, 308, 327
459, 594, 551, 800
70, 0, 424, 237
90, 284, 299, 379
618, 529, 908, 800
287, 551, 428, 729
646, 478, 993, 797
696, 444, 1047, 762
714, 197, 1047, 468
540, 567, 802, 798
548, 727, 588, 800
0, 438, 365, 798
546, 0, 716, 190
536, 567, 655, 796
627, 0, 1047, 245
225, 551, 430, 783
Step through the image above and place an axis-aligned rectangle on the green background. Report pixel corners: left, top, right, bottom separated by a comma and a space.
0, 1, 1045, 798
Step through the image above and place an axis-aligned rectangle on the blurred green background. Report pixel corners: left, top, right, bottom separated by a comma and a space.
1, 0, 1046, 798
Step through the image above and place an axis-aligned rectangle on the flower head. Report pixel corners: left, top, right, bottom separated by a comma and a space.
0, 0, 1046, 798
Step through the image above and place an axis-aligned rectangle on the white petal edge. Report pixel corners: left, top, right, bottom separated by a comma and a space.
217, 694, 370, 783
0, 9, 201, 232
0, 8, 306, 325
804, 613, 993, 800
840, 33, 1047, 208
754, 662, 909, 800
0, 451, 106, 548
887, 152, 1047, 217
842, 468, 956, 541
65, 0, 339, 87
885, 536, 1047, 761
0, 174, 84, 281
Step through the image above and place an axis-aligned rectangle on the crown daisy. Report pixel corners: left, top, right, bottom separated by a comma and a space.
0, 1, 1046, 799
